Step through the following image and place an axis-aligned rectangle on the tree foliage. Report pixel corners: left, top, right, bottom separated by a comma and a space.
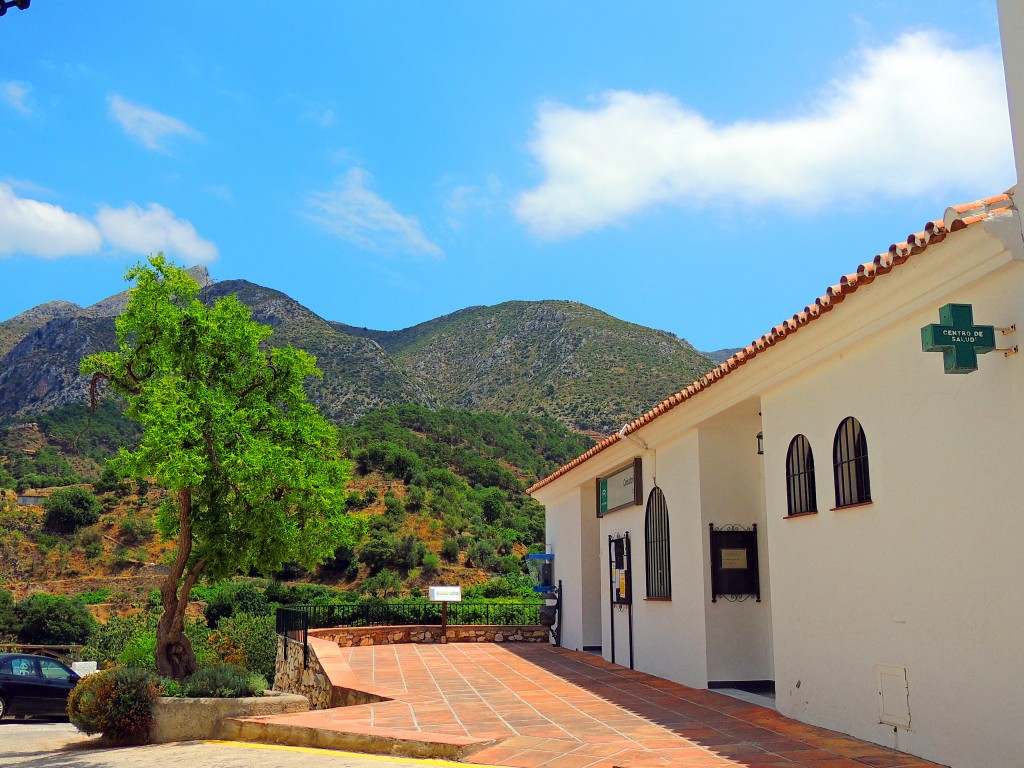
42, 486, 102, 533
80, 255, 357, 679
14, 593, 97, 645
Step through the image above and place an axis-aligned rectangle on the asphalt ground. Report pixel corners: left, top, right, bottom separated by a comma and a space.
0, 721, 494, 768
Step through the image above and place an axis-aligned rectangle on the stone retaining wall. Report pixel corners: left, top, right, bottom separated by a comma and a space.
275, 636, 333, 709
149, 690, 308, 743
309, 624, 549, 647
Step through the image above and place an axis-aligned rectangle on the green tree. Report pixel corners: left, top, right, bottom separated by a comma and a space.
0, 589, 15, 641
80, 256, 357, 679
42, 486, 103, 533
14, 593, 97, 645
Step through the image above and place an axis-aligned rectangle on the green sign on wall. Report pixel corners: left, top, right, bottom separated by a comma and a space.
597, 458, 642, 517
921, 303, 996, 374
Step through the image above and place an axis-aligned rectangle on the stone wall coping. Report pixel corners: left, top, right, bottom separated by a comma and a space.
307, 636, 398, 706
150, 690, 309, 743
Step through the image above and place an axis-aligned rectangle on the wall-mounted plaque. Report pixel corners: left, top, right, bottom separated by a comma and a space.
597, 458, 643, 517
709, 524, 760, 603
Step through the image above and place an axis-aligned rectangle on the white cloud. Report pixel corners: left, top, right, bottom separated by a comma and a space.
108, 94, 202, 152
96, 203, 218, 263
515, 32, 1013, 238
444, 175, 502, 230
1, 81, 32, 115
0, 183, 102, 258
307, 168, 442, 257
299, 102, 337, 129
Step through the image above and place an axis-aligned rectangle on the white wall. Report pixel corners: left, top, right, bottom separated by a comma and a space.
626, 434, 710, 688
763, 253, 1024, 768
698, 408, 775, 683
999, 0, 1024, 187
542, 485, 590, 652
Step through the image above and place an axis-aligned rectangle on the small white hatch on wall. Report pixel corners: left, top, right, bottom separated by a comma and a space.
877, 664, 911, 729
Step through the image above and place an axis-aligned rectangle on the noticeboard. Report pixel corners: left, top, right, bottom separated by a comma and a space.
597, 458, 643, 517
709, 524, 760, 603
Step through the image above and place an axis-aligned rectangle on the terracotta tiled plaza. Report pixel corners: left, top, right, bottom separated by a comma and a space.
243, 643, 945, 768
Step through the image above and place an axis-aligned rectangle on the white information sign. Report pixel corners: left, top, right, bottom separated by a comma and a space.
428, 585, 462, 602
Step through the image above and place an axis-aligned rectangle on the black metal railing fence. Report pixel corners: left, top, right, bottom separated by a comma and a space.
276, 601, 543, 665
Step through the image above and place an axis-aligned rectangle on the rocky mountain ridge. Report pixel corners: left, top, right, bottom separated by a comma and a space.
0, 267, 718, 434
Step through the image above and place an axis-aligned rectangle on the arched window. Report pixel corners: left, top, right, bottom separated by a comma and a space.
833, 417, 871, 508
645, 487, 671, 599
785, 435, 817, 516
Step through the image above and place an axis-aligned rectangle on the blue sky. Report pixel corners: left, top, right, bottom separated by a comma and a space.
0, 1, 1014, 351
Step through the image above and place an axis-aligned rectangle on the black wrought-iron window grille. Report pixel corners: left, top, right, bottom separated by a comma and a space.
833, 416, 871, 507
645, 487, 671, 599
785, 434, 817, 516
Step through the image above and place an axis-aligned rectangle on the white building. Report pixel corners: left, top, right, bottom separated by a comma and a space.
528, 5, 1024, 767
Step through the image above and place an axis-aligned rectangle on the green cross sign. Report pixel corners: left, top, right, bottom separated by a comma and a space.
921, 303, 996, 374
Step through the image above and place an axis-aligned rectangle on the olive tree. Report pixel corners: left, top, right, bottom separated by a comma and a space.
81, 256, 356, 679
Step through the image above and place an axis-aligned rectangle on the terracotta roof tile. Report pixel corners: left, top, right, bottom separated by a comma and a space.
527, 191, 1015, 495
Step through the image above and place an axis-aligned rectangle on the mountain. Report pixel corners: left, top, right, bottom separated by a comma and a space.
0, 270, 717, 434
349, 301, 715, 434
202, 280, 433, 423
0, 301, 81, 359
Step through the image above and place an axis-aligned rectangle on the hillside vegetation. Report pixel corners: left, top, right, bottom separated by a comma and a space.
0, 403, 593, 603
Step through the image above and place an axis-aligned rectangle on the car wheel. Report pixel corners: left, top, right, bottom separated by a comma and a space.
0, 694, 7, 720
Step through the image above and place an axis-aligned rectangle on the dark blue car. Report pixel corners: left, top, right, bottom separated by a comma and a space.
0, 653, 80, 719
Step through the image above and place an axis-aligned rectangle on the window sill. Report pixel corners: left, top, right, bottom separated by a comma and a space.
784, 511, 818, 520
644, 597, 672, 602
830, 500, 873, 512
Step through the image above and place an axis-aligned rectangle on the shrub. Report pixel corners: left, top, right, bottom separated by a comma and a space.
211, 612, 276, 682
14, 593, 97, 645
359, 568, 402, 598
0, 589, 14, 641
118, 633, 157, 668
68, 667, 161, 743
119, 512, 156, 544
77, 587, 112, 605
358, 529, 397, 573
182, 664, 266, 698
440, 538, 460, 563
393, 533, 426, 570
93, 464, 126, 493
202, 582, 270, 626
422, 551, 440, 573
42, 487, 102, 533
465, 539, 497, 569
81, 613, 156, 666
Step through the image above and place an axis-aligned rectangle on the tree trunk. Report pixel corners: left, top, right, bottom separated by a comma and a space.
155, 597, 198, 680
155, 488, 205, 680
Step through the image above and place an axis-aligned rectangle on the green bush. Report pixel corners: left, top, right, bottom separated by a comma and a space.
202, 582, 270, 626
440, 538, 460, 563
182, 664, 266, 698
422, 551, 440, 573
68, 667, 161, 743
358, 529, 397, 573
93, 464, 127, 493
393, 533, 426, 570
119, 512, 156, 544
14, 593, 97, 645
81, 614, 156, 666
77, 587, 112, 605
0, 589, 14, 641
118, 633, 157, 668
42, 487, 102, 533
213, 612, 277, 682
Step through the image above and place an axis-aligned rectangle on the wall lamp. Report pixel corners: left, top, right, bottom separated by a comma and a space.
756, 431, 764, 455
0, 0, 31, 15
